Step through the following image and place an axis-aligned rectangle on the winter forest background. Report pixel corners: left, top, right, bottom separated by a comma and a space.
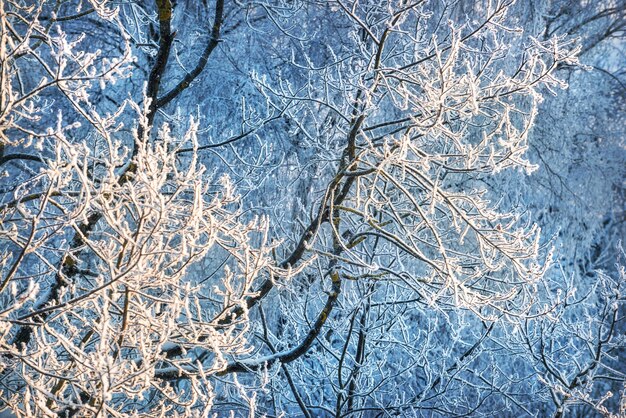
0, 0, 624, 417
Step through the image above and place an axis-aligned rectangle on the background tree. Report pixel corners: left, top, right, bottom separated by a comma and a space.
0, 0, 623, 417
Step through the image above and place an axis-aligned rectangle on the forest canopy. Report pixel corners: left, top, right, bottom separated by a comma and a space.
0, 0, 624, 417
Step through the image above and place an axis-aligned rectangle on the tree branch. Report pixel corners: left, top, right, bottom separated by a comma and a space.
156, 0, 224, 109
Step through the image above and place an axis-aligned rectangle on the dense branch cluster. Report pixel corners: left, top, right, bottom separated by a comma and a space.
0, 0, 623, 417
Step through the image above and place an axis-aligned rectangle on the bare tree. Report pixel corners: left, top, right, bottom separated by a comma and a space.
0, 0, 623, 417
